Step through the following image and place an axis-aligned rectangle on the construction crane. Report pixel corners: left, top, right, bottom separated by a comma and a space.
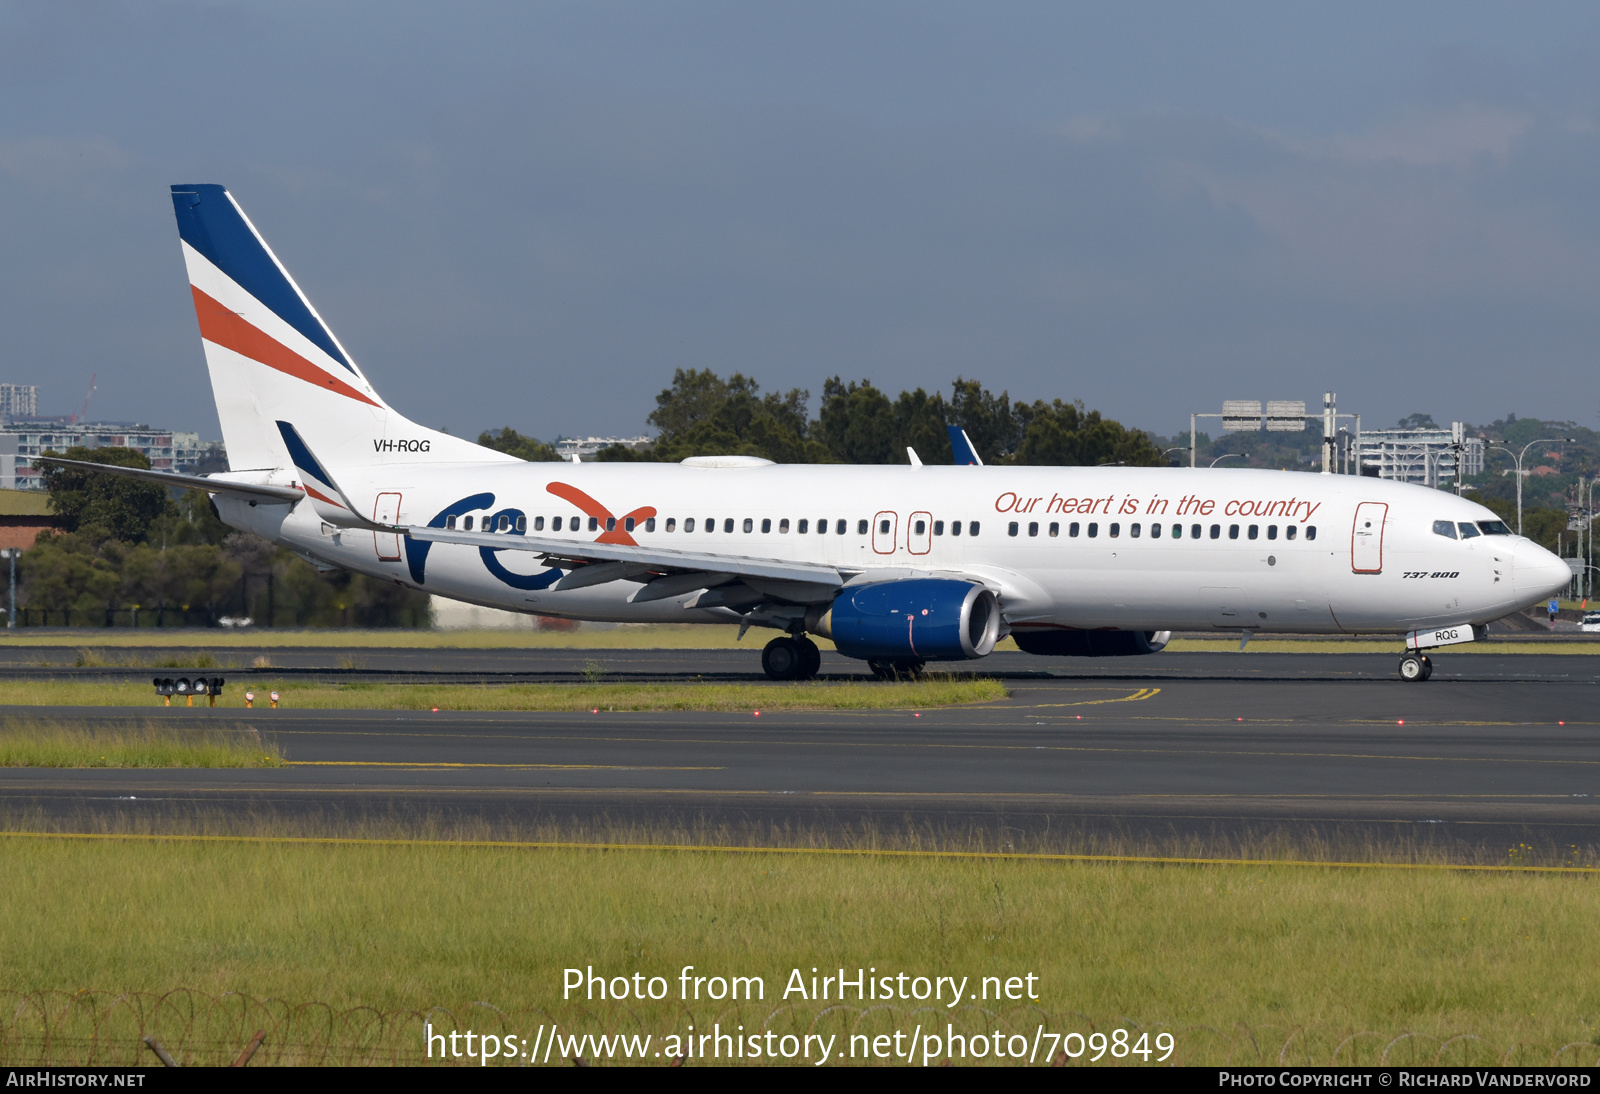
73, 374, 96, 425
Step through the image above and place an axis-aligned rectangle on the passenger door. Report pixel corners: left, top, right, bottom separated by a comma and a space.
373, 492, 402, 561
1351, 502, 1387, 574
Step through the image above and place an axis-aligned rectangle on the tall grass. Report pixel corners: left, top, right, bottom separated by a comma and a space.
0, 677, 1006, 711
0, 832, 1595, 1051
0, 719, 283, 768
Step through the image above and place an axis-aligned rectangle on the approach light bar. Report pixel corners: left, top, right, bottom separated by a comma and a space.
153, 676, 227, 707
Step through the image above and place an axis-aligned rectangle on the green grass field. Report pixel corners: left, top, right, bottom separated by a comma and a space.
0, 719, 283, 768
0, 676, 1006, 712
1, 834, 1597, 1066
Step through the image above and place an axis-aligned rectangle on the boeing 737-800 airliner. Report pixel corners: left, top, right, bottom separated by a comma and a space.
44, 185, 1573, 682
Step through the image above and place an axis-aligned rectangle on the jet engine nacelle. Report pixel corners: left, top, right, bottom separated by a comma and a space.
1012, 629, 1172, 657
807, 578, 1001, 661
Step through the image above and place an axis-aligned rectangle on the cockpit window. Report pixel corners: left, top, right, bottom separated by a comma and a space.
1457, 521, 1480, 539
1432, 520, 1457, 539
1477, 520, 1511, 536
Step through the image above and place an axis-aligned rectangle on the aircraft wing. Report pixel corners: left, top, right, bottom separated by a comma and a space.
33, 456, 305, 503
404, 525, 846, 589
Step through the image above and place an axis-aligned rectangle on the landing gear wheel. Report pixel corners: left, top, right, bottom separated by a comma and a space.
1398, 652, 1428, 682
794, 636, 821, 680
1420, 655, 1433, 681
762, 636, 804, 681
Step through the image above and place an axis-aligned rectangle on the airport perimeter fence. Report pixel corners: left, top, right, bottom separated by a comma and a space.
2, 989, 1599, 1066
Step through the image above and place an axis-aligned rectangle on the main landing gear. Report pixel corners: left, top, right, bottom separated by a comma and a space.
1397, 652, 1433, 682
762, 635, 822, 681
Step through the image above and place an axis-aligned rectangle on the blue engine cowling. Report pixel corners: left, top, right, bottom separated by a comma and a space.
808, 579, 1002, 661
1011, 629, 1171, 657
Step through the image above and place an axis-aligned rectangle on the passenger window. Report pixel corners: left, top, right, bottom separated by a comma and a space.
1192, 524, 1203, 539
684, 518, 695, 532
1150, 522, 1161, 539
1088, 523, 1099, 538
796, 519, 807, 534
1306, 526, 1317, 541
856, 520, 866, 535
1171, 523, 1181, 539
1457, 522, 1480, 539
1210, 524, 1220, 539
1229, 524, 1239, 540
969, 522, 980, 536
446, 515, 457, 529
604, 517, 615, 532
666, 518, 676, 532
533, 516, 544, 531
464, 516, 475, 531
1048, 522, 1059, 537
743, 518, 753, 533
914, 519, 926, 535
620, 517, 631, 533
1267, 525, 1277, 540
1285, 525, 1295, 540
1109, 523, 1120, 538
1069, 522, 1080, 537
934, 521, 945, 535
1247, 525, 1257, 540
646, 517, 656, 532
841, 520, 851, 535
1028, 522, 1038, 537
1129, 523, 1140, 538
879, 519, 891, 534
726, 518, 736, 533
1008, 522, 1019, 537
589, 517, 600, 532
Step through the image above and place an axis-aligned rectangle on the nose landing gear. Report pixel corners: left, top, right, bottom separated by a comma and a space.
762, 635, 822, 681
1397, 652, 1433, 681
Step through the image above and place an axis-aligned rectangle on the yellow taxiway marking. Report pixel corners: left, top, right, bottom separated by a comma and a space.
0, 829, 1595, 875
283, 761, 721, 771
1023, 687, 1162, 707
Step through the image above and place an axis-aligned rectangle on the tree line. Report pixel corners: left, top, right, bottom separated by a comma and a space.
480, 371, 1164, 468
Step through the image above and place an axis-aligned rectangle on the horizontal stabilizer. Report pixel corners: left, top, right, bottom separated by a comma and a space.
34, 456, 304, 503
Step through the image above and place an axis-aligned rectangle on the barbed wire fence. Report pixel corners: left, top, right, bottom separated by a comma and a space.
2, 990, 1599, 1066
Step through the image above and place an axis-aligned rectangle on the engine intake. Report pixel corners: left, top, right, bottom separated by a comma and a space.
1012, 629, 1171, 657
808, 579, 1001, 661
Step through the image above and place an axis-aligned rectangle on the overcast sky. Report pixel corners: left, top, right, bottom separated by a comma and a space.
3, 1, 1599, 443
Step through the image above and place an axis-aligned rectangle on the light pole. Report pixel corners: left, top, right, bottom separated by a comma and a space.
0, 548, 17, 629
1486, 437, 1572, 535
1210, 454, 1245, 468
1161, 446, 1188, 467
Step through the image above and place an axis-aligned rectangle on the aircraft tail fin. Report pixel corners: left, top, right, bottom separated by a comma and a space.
170, 184, 516, 474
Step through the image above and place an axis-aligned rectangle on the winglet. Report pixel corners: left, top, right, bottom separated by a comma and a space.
947, 426, 983, 465
275, 420, 384, 528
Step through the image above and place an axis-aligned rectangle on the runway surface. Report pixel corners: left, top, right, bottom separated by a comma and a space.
2, 647, 1598, 857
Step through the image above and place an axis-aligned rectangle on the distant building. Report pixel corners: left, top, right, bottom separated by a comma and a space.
0, 385, 38, 420
0, 488, 59, 550
5, 422, 177, 490
1358, 427, 1485, 488
554, 435, 653, 460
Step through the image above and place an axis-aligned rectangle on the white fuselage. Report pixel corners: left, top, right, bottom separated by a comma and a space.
215, 462, 1572, 638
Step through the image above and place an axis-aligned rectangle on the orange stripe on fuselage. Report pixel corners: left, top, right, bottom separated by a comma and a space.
546, 481, 656, 546
190, 285, 380, 408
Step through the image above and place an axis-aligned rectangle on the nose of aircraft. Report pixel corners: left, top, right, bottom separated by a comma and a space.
1512, 538, 1574, 600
